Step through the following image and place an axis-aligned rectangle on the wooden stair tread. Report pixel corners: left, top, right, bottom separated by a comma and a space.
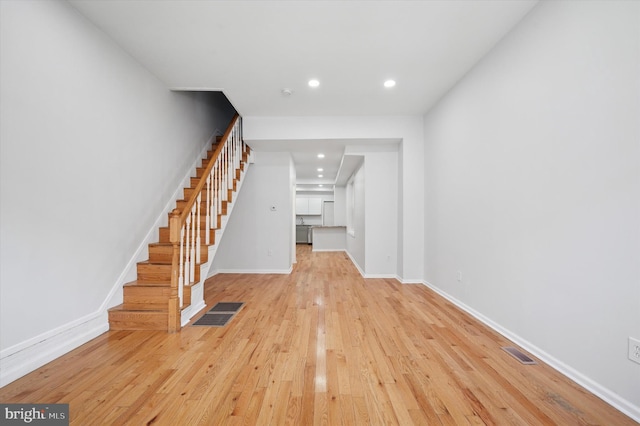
108, 304, 167, 314
137, 260, 172, 266
123, 280, 198, 288
123, 280, 171, 288
140, 257, 206, 265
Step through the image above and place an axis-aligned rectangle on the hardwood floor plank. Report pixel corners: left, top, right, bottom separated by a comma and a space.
312, 391, 328, 425
0, 245, 636, 425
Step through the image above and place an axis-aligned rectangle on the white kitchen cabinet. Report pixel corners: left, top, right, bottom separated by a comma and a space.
296, 197, 322, 215
296, 198, 309, 214
308, 198, 322, 215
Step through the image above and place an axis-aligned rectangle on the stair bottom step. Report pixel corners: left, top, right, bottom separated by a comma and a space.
108, 305, 168, 331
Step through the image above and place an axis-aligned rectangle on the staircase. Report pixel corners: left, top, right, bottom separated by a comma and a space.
108, 114, 251, 331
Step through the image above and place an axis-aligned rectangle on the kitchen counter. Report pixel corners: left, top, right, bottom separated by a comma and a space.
311, 226, 346, 252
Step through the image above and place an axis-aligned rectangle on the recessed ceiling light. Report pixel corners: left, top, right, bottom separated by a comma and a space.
318, 174, 323, 178
318, 184, 323, 187
317, 153, 325, 158
384, 80, 396, 88
317, 168, 323, 172
308, 79, 320, 88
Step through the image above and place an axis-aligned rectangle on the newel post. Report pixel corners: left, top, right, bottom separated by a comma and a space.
168, 209, 181, 332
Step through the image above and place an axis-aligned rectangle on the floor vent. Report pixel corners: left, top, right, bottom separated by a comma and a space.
192, 302, 244, 327
209, 302, 244, 313
193, 313, 234, 326
502, 346, 537, 365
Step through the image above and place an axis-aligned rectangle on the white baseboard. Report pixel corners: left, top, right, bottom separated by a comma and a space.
181, 300, 207, 326
342, 250, 403, 280
421, 280, 640, 423
362, 273, 398, 279
398, 277, 424, 284
0, 313, 108, 387
344, 251, 365, 277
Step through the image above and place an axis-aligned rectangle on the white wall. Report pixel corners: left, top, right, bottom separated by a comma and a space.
290, 159, 297, 265
344, 146, 399, 277
244, 116, 424, 281
211, 151, 294, 273
396, 142, 405, 280
0, 0, 232, 381
365, 152, 398, 277
333, 186, 347, 226
346, 164, 366, 273
423, 0, 640, 418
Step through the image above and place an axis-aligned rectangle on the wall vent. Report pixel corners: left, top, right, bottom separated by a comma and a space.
502, 346, 537, 365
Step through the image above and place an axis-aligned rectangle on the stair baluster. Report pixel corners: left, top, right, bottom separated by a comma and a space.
205, 175, 211, 245
195, 191, 201, 273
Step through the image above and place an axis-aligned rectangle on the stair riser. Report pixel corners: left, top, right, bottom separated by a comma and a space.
195, 158, 219, 176
182, 190, 234, 205
183, 179, 238, 198
183, 188, 207, 200
158, 227, 216, 244
195, 165, 243, 179
167, 211, 221, 228
174, 200, 211, 213
189, 172, 229, 187
148, 245, 208, 264
195, 165, 233, 178
123, 285, 173, 311
175, 198, 229, 212
190, 177, 203, 187
137, 263, 200, 283
117, 282, 192, 311
137, 264, 171, 283
109, 310, 168, 331
147, 246, 173, 264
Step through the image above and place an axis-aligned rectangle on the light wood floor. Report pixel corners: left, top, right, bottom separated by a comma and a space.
1, 246, 636, 425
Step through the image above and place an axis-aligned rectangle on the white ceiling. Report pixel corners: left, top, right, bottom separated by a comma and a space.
69, 0, 538, 187
248, 138, 396, 191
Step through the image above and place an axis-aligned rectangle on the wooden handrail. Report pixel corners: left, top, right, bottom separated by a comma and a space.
177, 113, 240, 223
